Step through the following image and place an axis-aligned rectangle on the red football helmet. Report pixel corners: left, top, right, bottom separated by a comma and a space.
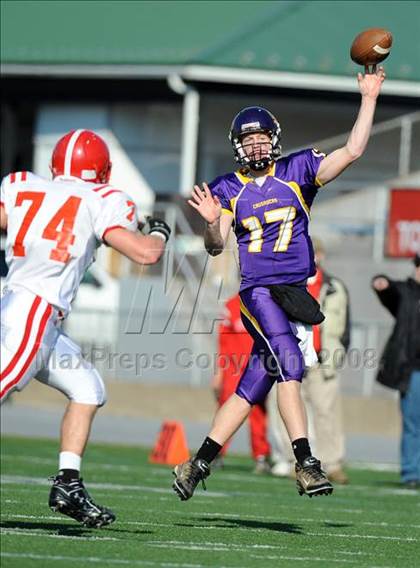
51, 129, 111, 183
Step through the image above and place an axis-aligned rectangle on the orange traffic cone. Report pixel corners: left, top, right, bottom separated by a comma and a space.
149, 421, 190, 466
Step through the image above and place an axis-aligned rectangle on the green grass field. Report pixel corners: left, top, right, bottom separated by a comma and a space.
1, 436, 419, 568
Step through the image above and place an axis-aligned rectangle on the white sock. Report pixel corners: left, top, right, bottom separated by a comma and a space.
59, 451, 82, 472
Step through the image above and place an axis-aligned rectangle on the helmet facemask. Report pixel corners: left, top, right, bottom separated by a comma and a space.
236, 131, 281, 171
229, 107, 282, 171
97, 161, 112, 184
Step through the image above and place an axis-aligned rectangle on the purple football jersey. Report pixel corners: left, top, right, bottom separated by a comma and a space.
209, 148, 325, 291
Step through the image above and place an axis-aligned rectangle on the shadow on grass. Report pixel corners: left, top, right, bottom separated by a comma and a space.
216, 463, 256, 474
185, 516, 303, 534
324, 521, 352, 528
377, 480, 408, 488
0, 520, 152, 536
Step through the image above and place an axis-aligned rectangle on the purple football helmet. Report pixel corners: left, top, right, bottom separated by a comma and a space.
229, 106, 282, 170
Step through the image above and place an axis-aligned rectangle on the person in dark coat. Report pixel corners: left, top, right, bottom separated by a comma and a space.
372, 254, 420, 488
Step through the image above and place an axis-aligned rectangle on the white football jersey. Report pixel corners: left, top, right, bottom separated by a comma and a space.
0, 171, 138, 314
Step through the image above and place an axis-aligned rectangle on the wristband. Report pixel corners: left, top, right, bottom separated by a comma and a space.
149, 231, 167, 242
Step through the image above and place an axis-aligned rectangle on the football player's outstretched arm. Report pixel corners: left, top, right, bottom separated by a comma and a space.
105, 219, 170, 265
204, 215, 232, 256
188, 183, 232, 256
316, 66, 386, 185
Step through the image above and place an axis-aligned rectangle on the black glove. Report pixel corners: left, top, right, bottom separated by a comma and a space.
146, 217, 171, 243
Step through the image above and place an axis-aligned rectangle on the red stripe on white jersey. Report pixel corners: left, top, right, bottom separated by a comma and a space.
0, 296, 42, 381
101, 189, 121, 199
10, 173, 16, 183
0, 303, 52, 401
21, 171, 27, 181
93, 184, 110, 193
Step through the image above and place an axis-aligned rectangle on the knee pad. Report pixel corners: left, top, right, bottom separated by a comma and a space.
72, 370, 107, 407
236, 373, 276, 405
43, 332, 107, 406
43, 362, 107, 406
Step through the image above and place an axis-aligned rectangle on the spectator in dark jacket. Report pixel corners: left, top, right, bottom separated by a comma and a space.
372, 254, 420, 488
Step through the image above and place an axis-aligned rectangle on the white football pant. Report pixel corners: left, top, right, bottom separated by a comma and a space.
1, 288, 106, 406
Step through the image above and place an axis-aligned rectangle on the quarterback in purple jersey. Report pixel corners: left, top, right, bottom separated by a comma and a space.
173, 66, 386, 500
209, 146, 324, 290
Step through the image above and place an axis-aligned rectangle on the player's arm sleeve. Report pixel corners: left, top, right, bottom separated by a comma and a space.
286, 149, 327, 210
301, 148, 327, 189
209, 177, 234, 216
94, 191, 139, 243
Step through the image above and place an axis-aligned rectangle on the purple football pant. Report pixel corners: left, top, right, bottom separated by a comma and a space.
236, 286, 305, 405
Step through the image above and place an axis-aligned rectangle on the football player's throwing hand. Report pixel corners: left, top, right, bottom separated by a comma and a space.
358, 65, 386, 100
188, 183, 221, 225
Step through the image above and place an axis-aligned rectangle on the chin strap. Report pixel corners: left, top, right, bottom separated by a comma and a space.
249, 158, 271, 171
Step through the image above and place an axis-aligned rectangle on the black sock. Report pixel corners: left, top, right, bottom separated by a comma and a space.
58, 469, 80, 483
292, 438, 312, 465
195, 437, 222, 464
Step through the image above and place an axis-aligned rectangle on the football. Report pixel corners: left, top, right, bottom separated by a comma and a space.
350, 28, 393, 66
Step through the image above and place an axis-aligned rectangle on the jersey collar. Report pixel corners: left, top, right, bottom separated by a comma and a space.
235, 162, 276, 184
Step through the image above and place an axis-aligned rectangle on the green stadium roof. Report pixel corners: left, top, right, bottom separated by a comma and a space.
1, 1, 419, 96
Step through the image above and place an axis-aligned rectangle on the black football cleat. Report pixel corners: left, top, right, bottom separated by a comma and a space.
295, 456, 334, 498
172, 458, 210, 501
49, 475, 116, 528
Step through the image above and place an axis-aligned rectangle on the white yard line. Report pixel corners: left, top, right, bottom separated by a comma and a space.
0, 528, 120, 541
2, 514, 70, 522
146, 541, 364, 562
146, 540, 285, 550
0, 549, 374, 567
363, 520, 420, 529
312, 507, 363, 514
336, 551, 372, 556
305, 531, 417, 542
0, 553, 209, 568
1, 455, 135, 472
342, 484, 419, 496
351, 462, 398, 473
248, 553, 356, 564
148, 544, 238, 553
